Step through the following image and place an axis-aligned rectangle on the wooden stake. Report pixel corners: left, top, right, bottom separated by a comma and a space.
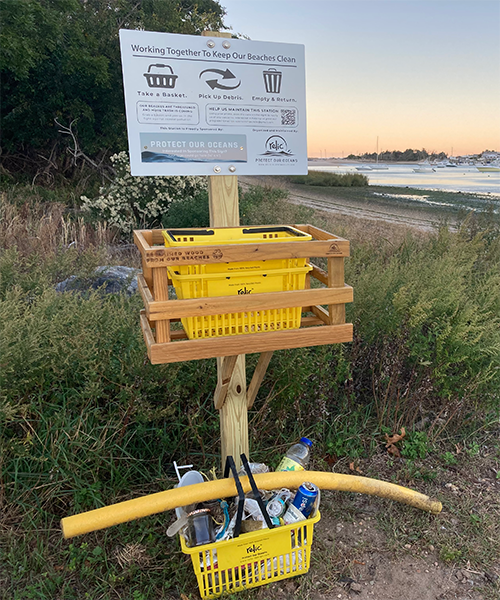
201, 30, 248, 470
209, 176, 248, 470
208, 174, 248, 468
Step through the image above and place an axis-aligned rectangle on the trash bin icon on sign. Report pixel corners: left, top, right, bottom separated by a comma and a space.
263, 68, 282, 93
144, 64, 178, 89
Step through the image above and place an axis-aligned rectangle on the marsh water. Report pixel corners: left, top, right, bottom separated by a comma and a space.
309, 162, 500, 195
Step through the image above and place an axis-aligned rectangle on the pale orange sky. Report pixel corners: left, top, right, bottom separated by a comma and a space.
223, 0, 500, 157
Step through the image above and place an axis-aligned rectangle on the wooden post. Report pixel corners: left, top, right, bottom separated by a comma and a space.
207, 175, 249, 470
328, 257, 346, 325
202, 31, 249, 470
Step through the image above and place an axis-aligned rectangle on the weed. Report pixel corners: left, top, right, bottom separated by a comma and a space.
402, 432, 431, 460
440, 546, 463, 563
465, 441, 481, 456
441, 451, 458, 465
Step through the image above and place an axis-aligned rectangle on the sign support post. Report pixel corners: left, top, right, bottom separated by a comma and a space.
202, 31, 248, 471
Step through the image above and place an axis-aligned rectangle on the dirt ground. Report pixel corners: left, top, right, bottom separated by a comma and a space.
247, 447, 500, 600
238, 175, 454, 232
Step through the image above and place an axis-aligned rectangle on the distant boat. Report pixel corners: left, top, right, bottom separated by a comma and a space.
413, 161, 436, 173
432, 160, 456, 168
370, 136, 389, 169
477, 162, 500, 172
355, 165, 372, 171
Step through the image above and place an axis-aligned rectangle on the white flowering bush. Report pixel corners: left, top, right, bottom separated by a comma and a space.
81, 151, 207, 233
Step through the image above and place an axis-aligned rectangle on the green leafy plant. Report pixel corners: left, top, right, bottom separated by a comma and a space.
441, 451, 458, 465
402, 431, 430, 460
81, 152, 207, 233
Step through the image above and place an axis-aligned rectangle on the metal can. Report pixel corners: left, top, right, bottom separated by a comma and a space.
290, 482, 318, 518
185, 508, 215, 547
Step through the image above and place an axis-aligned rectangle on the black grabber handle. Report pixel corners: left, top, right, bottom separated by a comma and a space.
223, 454, 274, 539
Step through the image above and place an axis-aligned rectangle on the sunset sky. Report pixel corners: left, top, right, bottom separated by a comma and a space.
221, 0, 500, 157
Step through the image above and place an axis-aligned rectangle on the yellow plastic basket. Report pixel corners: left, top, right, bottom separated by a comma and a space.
169, 265, 311, 339
163, 226, 312, 339
162, 226, 312, 274
180, 512, 321, 598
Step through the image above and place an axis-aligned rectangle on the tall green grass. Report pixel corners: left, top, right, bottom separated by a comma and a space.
287, 170, 369, 187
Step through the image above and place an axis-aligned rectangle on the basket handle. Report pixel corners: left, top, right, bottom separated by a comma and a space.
242, 226, 307, 237
224, 456, 245, 538
147, 63, 174, 73
224, 454, 274, 539
240, 454, 274, 530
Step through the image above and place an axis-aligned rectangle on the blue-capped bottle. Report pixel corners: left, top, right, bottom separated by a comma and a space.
276, 437, 312, 472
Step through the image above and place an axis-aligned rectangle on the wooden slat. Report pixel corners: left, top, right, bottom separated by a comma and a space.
137, 273, 154, 307
307, 224, 349, 245
294, 224, 311, 235
133, 230, 152, 256
139, 310, 155, 359
138, 238, 350, 267
153, 268, 170, 343
247, 351, 273, 409
310, 263, 328, 286
136, 231, 154, 291
213, 354, 239, 409
311, 305, 331, 325
300, 316, 324, 327
151, 230, 164, 245
146, 286, 353, 321
149, 323, 353, 364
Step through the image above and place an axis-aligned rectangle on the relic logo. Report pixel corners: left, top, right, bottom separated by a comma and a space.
237, 286, 253, 295
246, 544, 262, 554
261, 135, 294, 157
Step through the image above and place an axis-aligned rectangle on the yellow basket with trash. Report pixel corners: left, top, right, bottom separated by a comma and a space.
179, 455, 321, 598
180, 511, 321, 598
162, 226, 312, 340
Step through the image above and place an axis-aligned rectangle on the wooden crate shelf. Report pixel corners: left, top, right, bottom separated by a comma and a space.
134, 224, 353, 364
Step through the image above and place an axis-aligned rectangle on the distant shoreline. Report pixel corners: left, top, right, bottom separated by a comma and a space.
308, 158, 435, 167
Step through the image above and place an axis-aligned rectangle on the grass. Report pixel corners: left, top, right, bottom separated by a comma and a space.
295, 182, 500, 220
286, 170, 369, 187
1, 181, 499, 598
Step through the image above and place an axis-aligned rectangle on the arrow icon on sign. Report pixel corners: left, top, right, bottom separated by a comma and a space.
199, 68, 241, 90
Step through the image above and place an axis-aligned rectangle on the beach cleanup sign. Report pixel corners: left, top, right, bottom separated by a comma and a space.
119, 30, 307, 176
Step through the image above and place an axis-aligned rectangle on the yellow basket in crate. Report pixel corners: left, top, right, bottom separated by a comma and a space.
162, 226, 312, 339
169, 265, 311, 339
162, 225, 312, 274
180, 511, 321, 598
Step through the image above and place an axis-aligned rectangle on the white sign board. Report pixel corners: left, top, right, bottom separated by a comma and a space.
119, 30, 307, 176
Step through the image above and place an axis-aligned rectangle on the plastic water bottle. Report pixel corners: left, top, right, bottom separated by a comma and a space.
276, 437, 312, 471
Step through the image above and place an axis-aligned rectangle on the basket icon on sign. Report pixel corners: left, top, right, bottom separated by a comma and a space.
263, 68, 282, 93
144, 64, 178, 89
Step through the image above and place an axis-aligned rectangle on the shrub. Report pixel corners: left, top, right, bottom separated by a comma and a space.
81, 152, 207, 234
287, 170, 369, 187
